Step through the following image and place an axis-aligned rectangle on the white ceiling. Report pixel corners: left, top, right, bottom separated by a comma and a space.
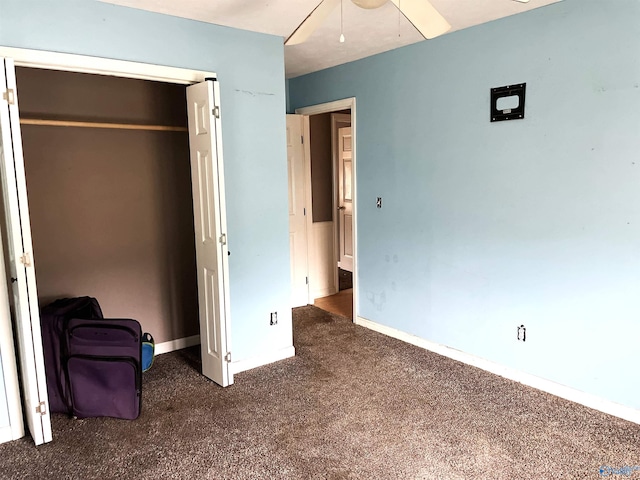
99, 0, 561, 78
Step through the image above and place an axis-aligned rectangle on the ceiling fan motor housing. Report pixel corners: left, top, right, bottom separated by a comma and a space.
351, 0, 388, 9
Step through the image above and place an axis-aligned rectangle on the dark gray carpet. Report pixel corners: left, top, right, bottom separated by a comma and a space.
0, 305, 638, 479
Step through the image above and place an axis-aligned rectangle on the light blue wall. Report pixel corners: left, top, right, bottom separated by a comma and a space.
290, 0, 640, 410
0, 0, 292, 362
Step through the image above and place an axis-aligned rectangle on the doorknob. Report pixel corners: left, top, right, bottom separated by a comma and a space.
338, 206, 346, 211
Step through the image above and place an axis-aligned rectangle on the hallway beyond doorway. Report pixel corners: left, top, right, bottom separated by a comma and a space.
313, 288, 353, 320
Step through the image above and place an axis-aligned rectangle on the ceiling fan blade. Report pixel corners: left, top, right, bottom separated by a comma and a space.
513, 0, 530, 2
390, 0, 451, 40
285, 0, 341, 46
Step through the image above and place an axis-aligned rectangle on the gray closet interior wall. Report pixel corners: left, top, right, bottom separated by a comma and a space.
16, 67, 199, 344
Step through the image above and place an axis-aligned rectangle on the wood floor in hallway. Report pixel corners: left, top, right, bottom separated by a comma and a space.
313, 288, 353, 319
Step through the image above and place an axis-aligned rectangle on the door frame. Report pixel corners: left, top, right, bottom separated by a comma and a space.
0, 46, 229, 441
295, 98, 357, 321
0, 47, 213, 84
331, 113, 352, 283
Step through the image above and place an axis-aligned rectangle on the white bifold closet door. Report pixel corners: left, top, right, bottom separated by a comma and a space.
0, 65, 233, 447
186, 80, 233, 388
0, 57, 52, 446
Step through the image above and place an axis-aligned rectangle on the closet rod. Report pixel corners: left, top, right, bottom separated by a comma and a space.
20, 118, 188, 132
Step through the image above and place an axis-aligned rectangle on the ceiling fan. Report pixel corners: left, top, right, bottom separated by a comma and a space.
285, 0, 531, 46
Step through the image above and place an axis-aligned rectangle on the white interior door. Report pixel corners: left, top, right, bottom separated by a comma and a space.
338, 126, 354, 272
286, 114, 309, 307
0, 58, 51, 445
186, 79, 233, 387
0, 220, 24, 444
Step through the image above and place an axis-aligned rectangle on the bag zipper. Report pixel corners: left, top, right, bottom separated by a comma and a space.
68, 323, 139, 342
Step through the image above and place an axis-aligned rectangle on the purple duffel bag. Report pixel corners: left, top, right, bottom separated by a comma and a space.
40, 297, 104, 414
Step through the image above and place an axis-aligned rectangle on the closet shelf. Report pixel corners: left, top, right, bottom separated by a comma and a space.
20, 118, 188, 132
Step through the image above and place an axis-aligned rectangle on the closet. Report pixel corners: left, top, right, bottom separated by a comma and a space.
16, 67, 200, 347
0, 53, 232, 446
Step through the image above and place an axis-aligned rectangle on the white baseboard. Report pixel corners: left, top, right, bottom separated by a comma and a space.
311, 287, 336, 302
355, 316, 640, 425
154, 334, 200, 356
231, 346, 296, 375
153, 337, 296, 376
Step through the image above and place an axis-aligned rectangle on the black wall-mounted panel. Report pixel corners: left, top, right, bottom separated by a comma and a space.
491, 83, 526, 122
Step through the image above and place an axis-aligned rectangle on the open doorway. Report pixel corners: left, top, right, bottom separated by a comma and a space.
291, 98, 357, 321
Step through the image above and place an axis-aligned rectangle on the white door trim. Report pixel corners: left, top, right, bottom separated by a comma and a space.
0, 47, 215, 83
296, 98, 357, 320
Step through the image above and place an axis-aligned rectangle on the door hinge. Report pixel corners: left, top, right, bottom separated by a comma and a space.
303, 207, 306, 216
305, 276, 309, 285
301, 135, 304, 144
219, 233, 227, 245
212, 106, 220, 119
224, 352, 231, 363
35, 401, 47, 416
19, 252, 32, 267
2, 89, 15, 105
